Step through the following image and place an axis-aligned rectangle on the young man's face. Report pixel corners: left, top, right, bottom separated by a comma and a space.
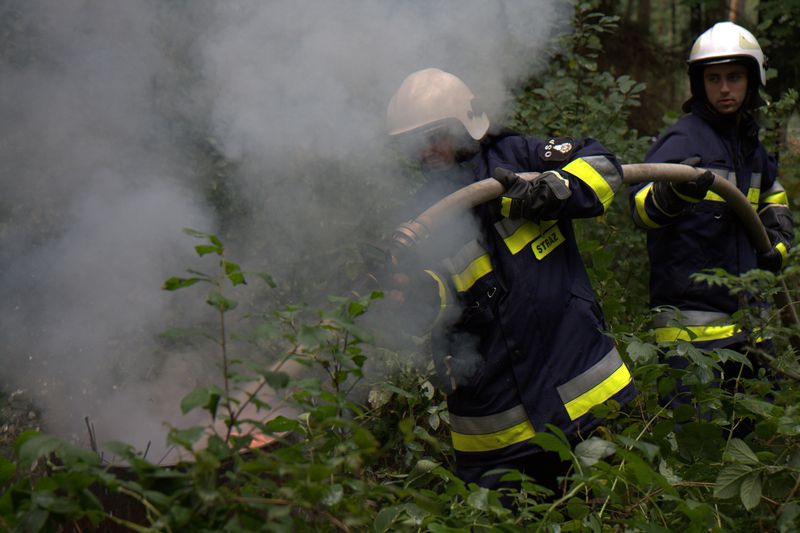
703, 62, 749, 115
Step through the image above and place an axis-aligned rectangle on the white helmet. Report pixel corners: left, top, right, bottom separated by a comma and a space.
386, 68, 490, 141
688, 21, 765, 86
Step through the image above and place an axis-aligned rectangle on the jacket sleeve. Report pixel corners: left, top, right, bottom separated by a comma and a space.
758, 153, 794, 267
546, 137, 623, 219
629, 129, 700, 229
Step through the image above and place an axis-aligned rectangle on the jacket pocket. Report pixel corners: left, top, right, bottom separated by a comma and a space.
456, 274, 505, 334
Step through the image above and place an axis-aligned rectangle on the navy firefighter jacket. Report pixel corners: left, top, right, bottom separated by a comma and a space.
414, 133, 636, 467
629, 101, 793, 346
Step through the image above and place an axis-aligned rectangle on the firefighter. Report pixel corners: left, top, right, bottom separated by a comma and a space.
385, 67, 636, 495
630, 23, 793, 349
628, 23, 794, 410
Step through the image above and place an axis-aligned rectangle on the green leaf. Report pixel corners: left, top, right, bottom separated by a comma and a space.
180, 386, 222, 416
182, 227, 210, 239
0, 456, 15, 484
101, 440, 136, 459
195, 244, 220, 256
412, 459, 440, 474
374, 505, 403, 533
625, 339, 658, 363
167, 426, 205, 449
223, 260, 246, 286
347, 300, 367, 317
262, 416, 300, 433
574, 437, 616, 466
255, 272, 277, 288
617, 435, 660, 462
739, 471, 762, 510
17, 433, 63, 468
322, 484, 343, 506
297, 325, 325, 350
737, 396, 781, 418
19, 507, 48, 533
367, 387, 393, 409
714, 463, 753, 499
778, 502, 800, 532
466, 487, 490, 510
724, 438, 760, 466
531, 432, 571, 459
351, 424, 379, 452
261, 370, 290, 390
162, 276, 202, 291
206, 290, 238, 312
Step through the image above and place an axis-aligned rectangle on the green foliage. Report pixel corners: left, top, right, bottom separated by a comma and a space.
5, 226, 800, 532
509, 1, 651, 163
758, 0, 800, 104
4, 3, 800, 532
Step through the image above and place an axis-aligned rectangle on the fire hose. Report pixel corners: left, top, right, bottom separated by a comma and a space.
390, 163, 800, 365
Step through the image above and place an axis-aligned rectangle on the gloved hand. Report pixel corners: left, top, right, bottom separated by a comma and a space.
493, 167, 571, 221
670, 169, 715, 203
757, 247, 784, 273
757, 229, 786, 273
358, 240, 394, 272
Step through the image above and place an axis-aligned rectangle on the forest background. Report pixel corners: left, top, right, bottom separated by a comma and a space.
2, 0, 800, 531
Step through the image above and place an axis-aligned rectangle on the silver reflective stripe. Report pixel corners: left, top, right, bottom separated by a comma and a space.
449, 404, 529, 435
726, 170, 736, 184
651, 309, 731, 328
750, 172, 762, 190
762, 181, 786, 196
582, 155, 622, 191
442, 239, 488, 275
494, 217, 528, 240
556, 348, 622, 405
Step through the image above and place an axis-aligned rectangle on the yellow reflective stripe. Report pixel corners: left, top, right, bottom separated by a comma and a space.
451, 419, 536, 453
423, 269, 448, 324
655, 324, 739, 343
777, 242, 788, 267
704, 190, 725, 202
563, 364, 632, 421
762, 191, 789, 205
563, 157, 614, 211
451, 254, 492, 293
673, 187, 702, 204
747, 187, 760, 206
500, 197, 512, 218
502, 221, 539, 254
635, 183, 660, 228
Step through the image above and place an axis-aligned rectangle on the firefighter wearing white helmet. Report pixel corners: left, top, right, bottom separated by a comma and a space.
684, 21, 766, 112
386, 67, 490, 141
630, 22, 793, 423
382, 68, 634, 499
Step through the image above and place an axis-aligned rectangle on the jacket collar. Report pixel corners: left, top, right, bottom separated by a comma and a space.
690, 99, 760, 154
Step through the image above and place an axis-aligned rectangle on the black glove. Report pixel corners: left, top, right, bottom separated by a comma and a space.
757, 229, 786, 273
493, 167, 572, 221
670, 169, 715, 203
358, 240, 394, 272
757, 246, 784, 273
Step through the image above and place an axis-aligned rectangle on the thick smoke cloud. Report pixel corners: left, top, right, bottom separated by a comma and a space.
0, 0, 568, 457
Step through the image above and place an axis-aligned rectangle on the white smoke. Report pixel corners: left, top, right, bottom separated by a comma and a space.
0, 0, 569, 458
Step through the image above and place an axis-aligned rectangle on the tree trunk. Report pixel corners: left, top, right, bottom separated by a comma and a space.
637, 0, 651, 31
689, 1, 704, 38
728, 0, 746, 21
